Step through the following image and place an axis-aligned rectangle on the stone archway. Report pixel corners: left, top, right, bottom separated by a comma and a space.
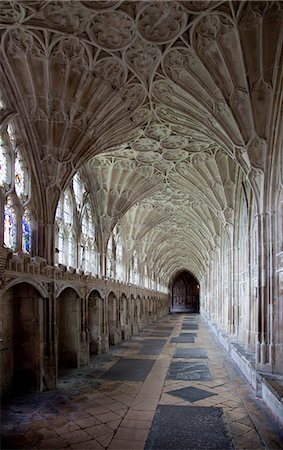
171, 271, 200, 313
1, 283, 44, 396
57, 288, 80, 370
88, 290, 103, 355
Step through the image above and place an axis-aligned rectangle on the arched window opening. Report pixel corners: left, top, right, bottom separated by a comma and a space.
55, 177, 98, 274
1, 121, 32, 253
55, 188, 75, 267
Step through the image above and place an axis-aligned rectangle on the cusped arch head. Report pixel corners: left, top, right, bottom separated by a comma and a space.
1, 278, 48, 298
56, 284, 83, 299
88, 288, 103, 301
107, 291, 117, 301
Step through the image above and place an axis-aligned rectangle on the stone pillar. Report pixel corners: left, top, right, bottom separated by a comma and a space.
79, 295, 89, 366
43, 286, 57, 390
256, 211, 281, 373
37, 222, 56, 265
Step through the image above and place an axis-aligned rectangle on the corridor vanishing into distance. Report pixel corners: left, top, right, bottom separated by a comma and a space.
2, 314, 283, 450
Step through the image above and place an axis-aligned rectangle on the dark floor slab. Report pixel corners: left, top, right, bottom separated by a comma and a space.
148, 332, 172, 337
139, 339, 167, 355
99, 358, 155, 381
182, 324, 198, 330
170, 335, 195, 343
173, 348, 208, 359
167, 386, 216, 402
145, 405, 234, 450
166, 361, 212, 381
155, 327, 174, 331
180, 332, 197, 336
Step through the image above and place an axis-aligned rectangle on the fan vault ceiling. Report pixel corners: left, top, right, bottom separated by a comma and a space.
0, 0, 282, 281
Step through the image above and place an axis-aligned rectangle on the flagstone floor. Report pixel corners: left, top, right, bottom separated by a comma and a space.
1, 315, 283, 450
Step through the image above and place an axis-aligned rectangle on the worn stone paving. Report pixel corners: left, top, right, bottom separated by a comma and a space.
1, 314, 283, 450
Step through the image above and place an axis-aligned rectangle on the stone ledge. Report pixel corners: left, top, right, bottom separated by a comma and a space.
261, 375, 283, 427
203, 314, 283, 428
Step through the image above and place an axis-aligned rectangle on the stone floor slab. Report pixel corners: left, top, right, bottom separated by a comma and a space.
182, 324, 199, 330
139, 339, 167, 355
99, 359, 155, 381
167, 386, 216, 402
145, 405, 234, 449
170, 334, 196, 343
166, 361, 212, 381
173, 348, 208, 359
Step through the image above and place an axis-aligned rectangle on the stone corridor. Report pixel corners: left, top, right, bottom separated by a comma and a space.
1, 315, 283, 450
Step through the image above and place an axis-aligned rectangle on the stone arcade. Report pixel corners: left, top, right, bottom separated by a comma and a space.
0, 1, 283, 448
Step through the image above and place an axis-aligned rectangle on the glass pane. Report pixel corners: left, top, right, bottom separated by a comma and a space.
0, 137, 8, 187
4, 198, 17, 250
15, 151, 25, 198
63, 191, 72, 226
73, 172, 85, 212
22, 210, 31, 253
58, 230, 65, 264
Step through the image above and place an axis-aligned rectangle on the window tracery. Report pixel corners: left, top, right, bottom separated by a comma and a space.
1, 121, 32, 253
55, 172, 98, 274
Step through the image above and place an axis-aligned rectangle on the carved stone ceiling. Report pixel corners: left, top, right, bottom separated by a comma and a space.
0, 1, 282, 280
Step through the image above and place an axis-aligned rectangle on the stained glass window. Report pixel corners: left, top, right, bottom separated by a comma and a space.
15, 151, 25, 198
4, 198, 17, 250
22, 210, 31, 253
0, 137, 8, 187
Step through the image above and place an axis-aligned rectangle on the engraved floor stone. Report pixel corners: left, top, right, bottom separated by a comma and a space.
139, 339, 167, 355
182, 324, 199, 330
167, 386, 216, 402
145, 405, 234, 450
148, 332, 172, 337
173, 348, 208, 359
170, 334, 196, 343
166, 362, 212, 381
99, 359, 155, 381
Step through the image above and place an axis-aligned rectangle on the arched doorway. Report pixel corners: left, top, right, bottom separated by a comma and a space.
88, 290, 103, 355
1, 283, 44, 396
57, 288, 80, 370
171, 271, 200, 313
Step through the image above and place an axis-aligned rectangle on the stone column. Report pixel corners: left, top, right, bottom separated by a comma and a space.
43, 286, 57, 390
